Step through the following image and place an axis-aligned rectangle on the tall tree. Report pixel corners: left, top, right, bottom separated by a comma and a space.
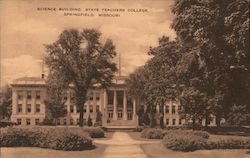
44, 73, 67, 125
45, 29, 117, 126
172, 0, 249, 126
0, 85, 12, 120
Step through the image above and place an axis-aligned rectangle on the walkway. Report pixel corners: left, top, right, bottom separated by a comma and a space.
94, 132, 158, 158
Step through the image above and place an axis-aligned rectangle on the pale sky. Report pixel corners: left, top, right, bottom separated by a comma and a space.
0, 0, 176, 87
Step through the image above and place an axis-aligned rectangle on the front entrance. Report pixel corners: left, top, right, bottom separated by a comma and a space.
118, 112, 123, 120
127, 111, 132, 120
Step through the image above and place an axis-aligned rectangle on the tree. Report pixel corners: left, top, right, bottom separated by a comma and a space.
126, 36, 184, 127
0, 85, 12, 120
45, 29, 117, 126
180, 87, 208, 130
172, 0, 249, 126
44, 74, 67, 125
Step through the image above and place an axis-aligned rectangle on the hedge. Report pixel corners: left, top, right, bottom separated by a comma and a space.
0, 126, 93, 151
163, 130, 208, 151
141, 128, 165, 139
163, 129, 250, 152
141, 128, 209, 140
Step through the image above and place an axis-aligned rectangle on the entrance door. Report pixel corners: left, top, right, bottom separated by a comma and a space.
118, 112, 123, 120
127, 111, 132, 120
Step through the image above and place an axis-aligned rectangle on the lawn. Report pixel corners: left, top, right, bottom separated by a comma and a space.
128, 132, 250, 158
140, 142, 250, 158
1, 143, 106, 158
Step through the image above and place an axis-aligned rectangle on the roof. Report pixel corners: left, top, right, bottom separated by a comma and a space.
12, 77, 46, 86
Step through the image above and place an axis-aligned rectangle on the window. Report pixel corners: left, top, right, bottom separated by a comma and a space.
178, 105, 181, 112
89, 93, 93, 100
27, 104, 31, 113
179, 119, 182, 125
172, 105, 176, 114
26, 119, 31, 125
173, 119, 176, 125
70, 105, 74, 113
165, 105, 169, 113
89, 105, 93, 113
166, 119, 169, 125
36, 104, 40, 113
57, 119, 60, 125
108, 112, 113, 118
70, 119, 74, 125
63, 119, 67, 125
77, 106, 80, 113
83, 105, 87, 113
17, 119, 22, 125
36, 91, 40, 99
64, 96, 68, 101
96, 93, 100, 101
17, 91, 23, 100
18, 104, 22, 113
96, 105, 100, 112
35, 119, 40, 125
27, 91, 32, 99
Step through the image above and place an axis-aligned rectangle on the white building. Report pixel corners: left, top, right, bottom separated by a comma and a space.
11, 76, 216, 127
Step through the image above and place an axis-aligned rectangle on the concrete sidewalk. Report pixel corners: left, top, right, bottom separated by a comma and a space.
94, 132, 158, 158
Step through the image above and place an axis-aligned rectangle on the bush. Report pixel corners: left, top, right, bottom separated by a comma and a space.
82, 127, 105, 138
163, 129, 250, 152
163, 131, 208, 151
207, 138, 250, 149
141, 128, 164, 139
134, 126, 147, 132
166, 130, 209, 139
0, 120, 17, 128
0, 126, 93, 151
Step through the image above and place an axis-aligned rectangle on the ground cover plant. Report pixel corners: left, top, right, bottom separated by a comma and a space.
0, 126, 98, 150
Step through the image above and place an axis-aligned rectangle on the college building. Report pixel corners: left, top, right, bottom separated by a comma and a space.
10, 76, 216, 128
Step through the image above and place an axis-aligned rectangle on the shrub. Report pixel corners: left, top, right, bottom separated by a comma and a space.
134, 126, 147, 132
0, 126, 93, 151
82, 127, 105, 138
207, 138, 250, 149
0, 120, 17, 128
162, 129, 250, 152
163, 131, 208, 151
141, 128, 164, 139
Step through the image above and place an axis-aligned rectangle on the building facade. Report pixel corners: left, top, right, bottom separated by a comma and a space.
11, 76, 216, 127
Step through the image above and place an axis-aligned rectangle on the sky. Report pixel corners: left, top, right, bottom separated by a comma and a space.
0, 0, 176, 87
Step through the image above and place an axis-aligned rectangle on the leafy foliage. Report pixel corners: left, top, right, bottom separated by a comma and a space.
45, 29, 117, 126
0, 85, 12, 119
0, 126, 93, 150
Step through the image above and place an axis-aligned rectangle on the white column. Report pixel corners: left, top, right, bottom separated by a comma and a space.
12, 90, 17, 115
163, 104, 166, 124
132, 99, 136, 120
113, 90, 117, 120
156, 104, 160, 114
123, 91, 127, 120
66, 91, 70, 113
93, 92, 97, 117
22, 91, 27, 114
102, 90, 108, 126
31, 91, 36, 114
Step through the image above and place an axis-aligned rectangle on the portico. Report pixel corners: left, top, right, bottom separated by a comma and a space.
102, 76, 138, 128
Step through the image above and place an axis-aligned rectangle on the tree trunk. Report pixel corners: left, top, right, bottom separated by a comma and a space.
77, 91, 87, 127
192, 116, 195, 130
216, 115, 221, 128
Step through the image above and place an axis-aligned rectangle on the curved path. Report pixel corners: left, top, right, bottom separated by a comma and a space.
94, 132, 159, 158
